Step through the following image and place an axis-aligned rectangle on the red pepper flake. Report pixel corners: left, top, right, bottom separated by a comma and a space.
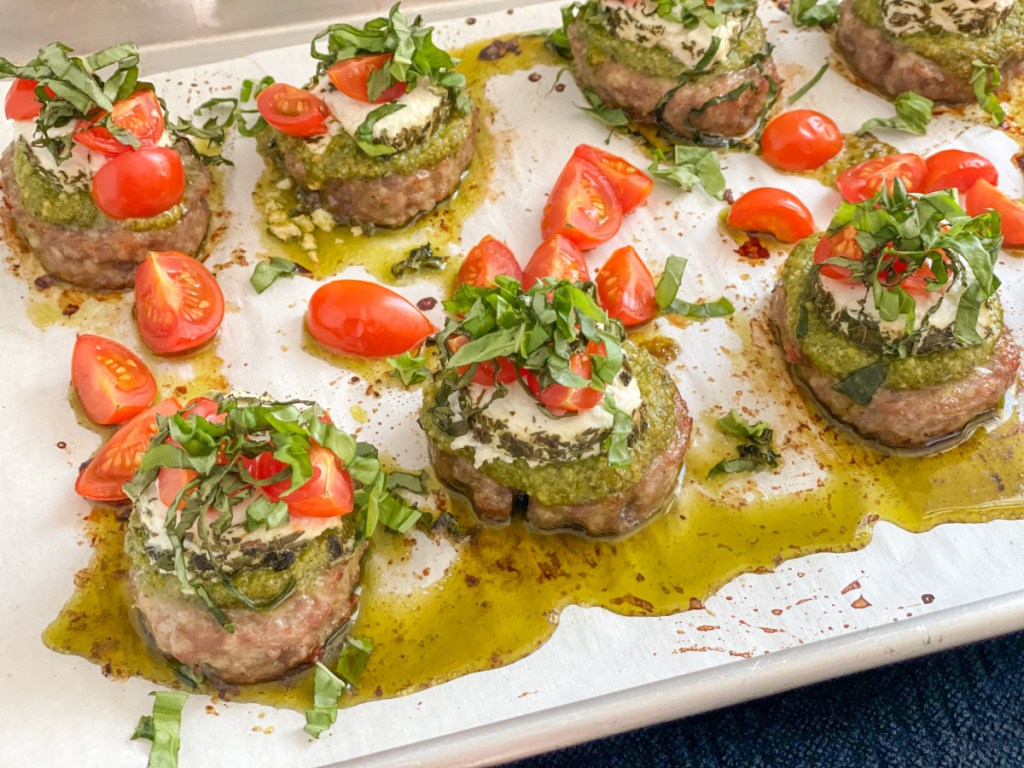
34, 274, 54, 290
736, 236, 770, 260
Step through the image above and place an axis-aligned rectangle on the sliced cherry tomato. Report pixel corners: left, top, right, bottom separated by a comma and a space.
541, 156, 623, 249
448, 334, 520, 386
71, 334, 157, 425
75, 397, 182, 502
240, 451, 293, 501
135, 251, 225, 354
157, 467, 199, 508
572, 144, 654, 214
596, 245, 656, 326
307, 279, 434, 357
923, 149, 998, 194
760, 110, 843, 172
522, 234, 590, 288
283, 446, 355, 518
727, 187, 815, 243
182, 396, 226, 424
4, 78, 53, 120
457, 235, 523, 288
328, 54, 407, 103
835, 153, 926, 203
90, 146, 185, 220
256, 83, 328, 137
74, 90, 164, 156
964, 178, 1024, 246
526, 341, 605, 413
813, 226, 862, 282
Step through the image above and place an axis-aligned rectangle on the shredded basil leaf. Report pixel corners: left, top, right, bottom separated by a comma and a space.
355, 102, 404, 156
664, 296, 735, 318
304, 662, 343, 739
392, 243, 446, 277
578, 88, 629, 128
653, 255, 734, 318
168, 662, 204, 688
131, 691, 187, 768
648, 145, 726, 200
971, 60, 1006, 126
336, 636, 375, 686
789, 0, 839, 26
388, 350, 432, 385
251, 257, 300, 293
833, 361, 888, 405
787, 64, 828, 105
708, 411, 781, 478
655, 255, 687, 310
858, 91, 933, 136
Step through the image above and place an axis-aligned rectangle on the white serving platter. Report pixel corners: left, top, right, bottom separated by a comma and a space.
1, 2, 1023, 767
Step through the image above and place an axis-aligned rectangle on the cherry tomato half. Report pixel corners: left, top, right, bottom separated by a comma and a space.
4, 78, 52, 120
75, 397, 182, 502
813, 226, 863, 282
525, 341, 605, 413
91, 146, 186, 220
727, 187, 815, 243
307, 280, 434, 357
256, 83, 328, 138
923, 150, 999, 194
760, 110, 843, 172
965, 178, 1024, 246
457, 235, 523, 288
328, 54, 407, 104
541, 156, 623, 250
243, 446, 354, 518
448, 334, 520, 387
835, 153, 926, 203
135, 251, 225, 354
522, 234, 590, 288
71, 334, 157, 425
74, 90, 164, 156
596, 245, 657, 326
572, 144, 654, 214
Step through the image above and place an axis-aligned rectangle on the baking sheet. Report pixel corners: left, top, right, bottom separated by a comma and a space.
1, 2, 1024, 766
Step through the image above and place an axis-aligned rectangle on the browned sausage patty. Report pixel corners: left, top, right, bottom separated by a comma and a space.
0, 140, 212, 290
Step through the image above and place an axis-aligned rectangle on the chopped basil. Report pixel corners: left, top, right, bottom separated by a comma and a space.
388, 350, 432, 385
655, 255, 687, 310
789, 0, 839, 26
654, 255, 735, 319
168, 661, 204, 688
708, 411, 781, 478
858, 91, 933, 136
355, 102, 404, 156
547, 4, 578, 58
251, 257, 300, 294
654, 0, 756, 28
391, 243, 446, 277
336, 636, 375, 686
244, 496, 289, 532
648, 146, 726, 200
663, 296, 735, 318
578, 88, 629, 130
386, 470, 428, 494
304, 662, 343, 739
971, 60, 1006, 126
787, 64, 828, 105
131, 691, 187, 768
833, 360, 888, 405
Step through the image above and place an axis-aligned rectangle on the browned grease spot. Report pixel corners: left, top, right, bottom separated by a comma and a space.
841, 580, 861, 594
922, 593, 935, 604
736, 237, 770, 260
851, 596, 872, 609
478, 38, 521, 62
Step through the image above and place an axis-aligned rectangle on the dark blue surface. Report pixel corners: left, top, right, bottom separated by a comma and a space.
504, 630, 1024, 768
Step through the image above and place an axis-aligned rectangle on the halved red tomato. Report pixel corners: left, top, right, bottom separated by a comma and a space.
71, 334, 157, 425
74, 90, 164, 156
522, 234, 590, 288
75, 397, 182, 502
541, 156, 623, 249
157, 467, 199, 508
91, 147, 185, 220
328, 54, 407, 103
244, 446, 354, 518
965, 178, 1024, 246
836, 153, 926, 203
572, 144, 654, 214
457, 235, 523, 288
525, 341, 605, 413
182, 396, 226, 424
813, 226, 862, 282
307, 280, 434, 357
240, 451, 294, 501
135, 251, 225, 354
4, 78, 52, 120
256, 83, 327, 137
596, 245, 656, 326
923, 149, 998, 194
727, 187, 815, 243
760, 110, 843, 172
447, 334, 520, 386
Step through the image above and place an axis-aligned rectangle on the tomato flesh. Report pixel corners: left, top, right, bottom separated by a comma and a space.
135, 250, 225, 354
964, 178, 1024, 246
307, 280, 434, 357
157, 467, 199, 509
256, 83, 328, 137
727, 187, 816, 243
5, 78, 51, 120
328, 54, 407, 103
74, 90, 164, 156
526, 341, 605, 413
835, 153, 926, 203
760, 110, 843, 172
522, 234, 590, 288
91, 147, 185, 220
813, 226, 863, 282
541, 156, 623, 250
596, 245, 656, 326
241, 451, 295, 501
71, 334, 157, 425
457, 235, 523, 288
448, 334, 520, 386
75, 398, 182, 502
572, 144, 653, 214
244, 446, 354, 518
923, 149, 998, 194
